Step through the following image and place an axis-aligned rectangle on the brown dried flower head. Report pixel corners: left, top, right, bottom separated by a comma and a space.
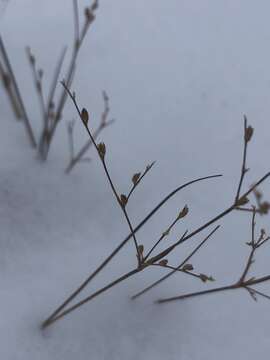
97, 142, 106, 159
81, 108, 89, 125
178, 205, 189, 219
245, 126, 254, 142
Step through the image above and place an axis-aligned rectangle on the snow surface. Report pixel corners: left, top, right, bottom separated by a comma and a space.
1, 0, 270, 359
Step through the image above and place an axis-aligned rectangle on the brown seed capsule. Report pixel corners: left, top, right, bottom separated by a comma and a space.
182, 263, 194, 271
97, 142, 106, 159
120, 194, 128, 207
178, 205, 189, 219
244, 126, 254, 142
235, 196, 249, 207
81, 108, 89, 125
260, 201, 270, 214
159, 259, 168, 266
199, 274, 208, 282
132, 172, 141, 185
84, 7, 95, 22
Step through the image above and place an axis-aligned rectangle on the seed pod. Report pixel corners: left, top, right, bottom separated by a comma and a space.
260, 201, 270, 214
120, 194, 128, 207
97, 142, 106, 159
84, 7, 95, 22
200, 274, 214, 282
236, 196, 249, 207
182, 263, 193, 271
159, 259, 168, 266
245, 125, 254, 142
178, 205, 189, 219
132, 172, 141, 185
199, 274, 208, 283
81, 108, 89, 125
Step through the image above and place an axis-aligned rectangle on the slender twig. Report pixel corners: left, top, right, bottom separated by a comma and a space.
131, 225, 220, 299
156, 210, 270, 304
65, 90, 114, 173
144, 212, 182, 261
0, 58, 22, 119
41, 227, 215, 328
0, 35, 36, 147
131, 173, 270, 299
235, 207, 261, 214
26, 47, 47, 125
127, 162, 156, 201
151, 263, 207, 281
46, 46, 67, 115
62, 82, 141, 264
42, 174, 221, 327
67, 120, 75, 162
131, 119, 267, 299
73, 0, 80, 46
156, 284, 236, 303
42, 267, 140, 328
235, 116, 249, 202
40, 2, 98, 160
245, 287, 270, 301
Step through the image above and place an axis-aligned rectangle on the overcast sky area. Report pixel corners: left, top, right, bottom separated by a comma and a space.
1, 1, 270, 359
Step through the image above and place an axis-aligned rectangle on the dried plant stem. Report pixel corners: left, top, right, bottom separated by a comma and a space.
157, 209, 270, 304
26, 49, 47, 124
156, 276, 270, 304
46, 47, 67, 115
157, 284, 236, 303
65, 91, 114, 173
131, 225, 220, 299
0, 36, 36, 147
42, 268, 140, 328
62, 82, 141, 263
0, 59, 22, 119
65, 121, 112, 173
131, 171, 270, 299
39, 3, 97, 160
235, 116, 248, 202
41, 173, 221, 328
42, 225, 219, 328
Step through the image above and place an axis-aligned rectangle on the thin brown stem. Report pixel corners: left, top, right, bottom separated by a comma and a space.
73, 0, 80, 46
156, 284, 238, 303
62, 82, 141, 263
65, 121, 114, 173
41, 4, 97, 160
26, 48, 47, 126
0, 58, 22, 119
151, 263, 204, 281
144, 214, 180, 261
46, 46, 67, 114
131, 225, 220, 299
130, 172, 270, 299
41, 174, 221, 326
245, 287, 270, 301
235, 116, 248, 202
42, 267, 140, 329
65, 90, 114, 173
156, 207, 270, 305
127, 162, 156, 201
0, 36, 36, 147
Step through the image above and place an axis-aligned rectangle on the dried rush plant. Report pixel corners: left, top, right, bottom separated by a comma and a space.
41, 83, 270, 329
0, 0, 113, 165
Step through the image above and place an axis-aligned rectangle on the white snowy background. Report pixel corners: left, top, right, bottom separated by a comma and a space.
1, 0, 270, 359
